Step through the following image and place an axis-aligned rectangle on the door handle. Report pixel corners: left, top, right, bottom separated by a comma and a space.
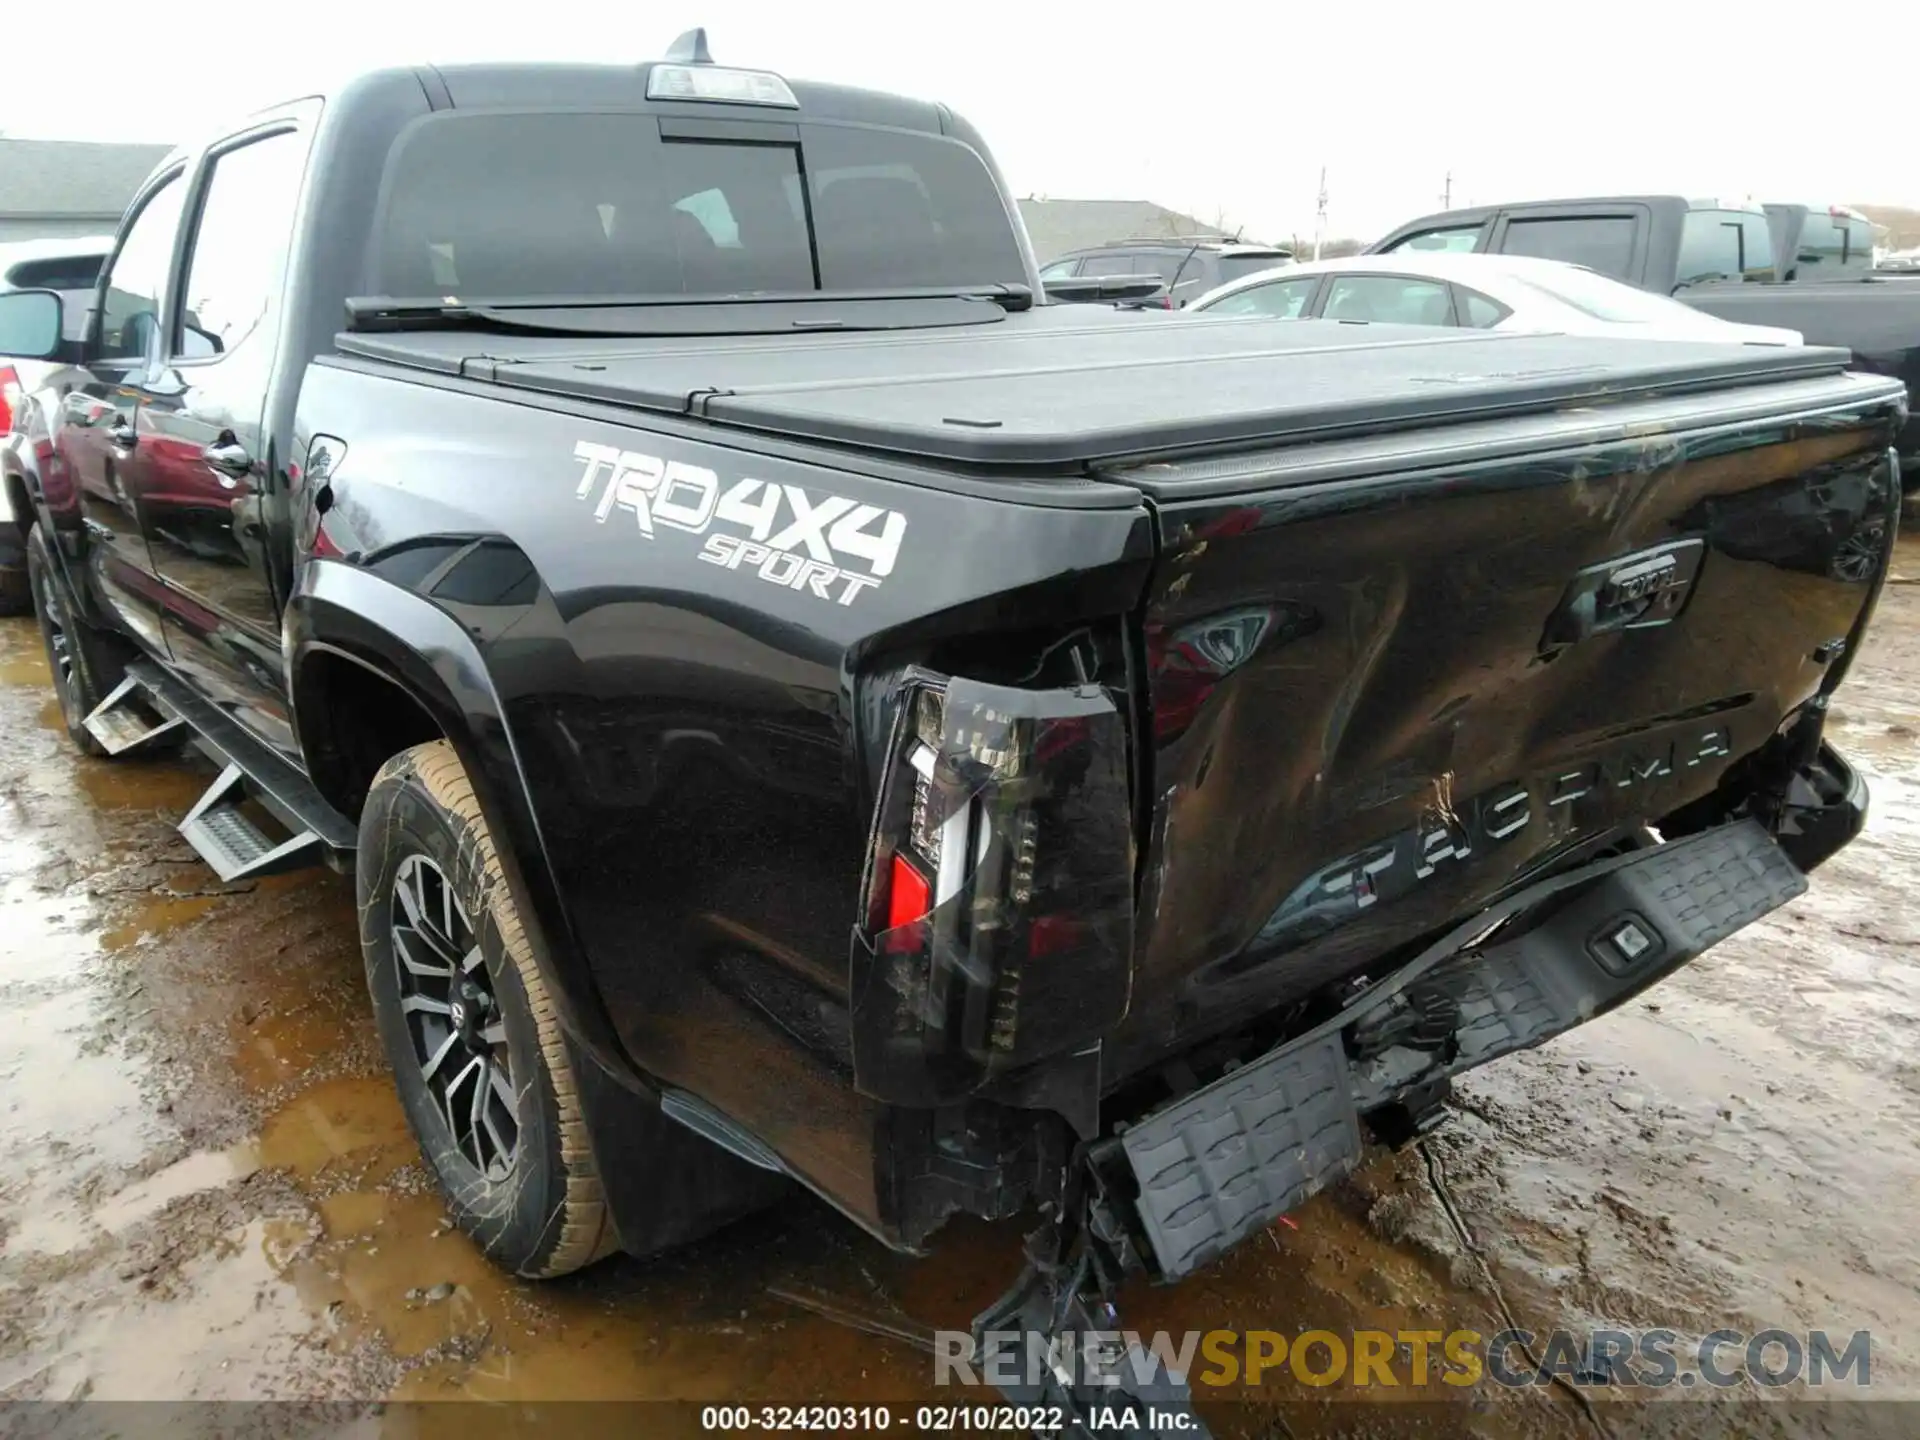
107, 416, 137, 450
203, 438, 252, 484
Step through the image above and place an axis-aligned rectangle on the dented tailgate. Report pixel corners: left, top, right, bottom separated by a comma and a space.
1105, 369, 1905, 1069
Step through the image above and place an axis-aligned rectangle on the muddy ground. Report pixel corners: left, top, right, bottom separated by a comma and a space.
1, 547, 1917, 1439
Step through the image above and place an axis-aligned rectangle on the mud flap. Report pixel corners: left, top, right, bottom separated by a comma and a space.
1107, 818, 1806, 1284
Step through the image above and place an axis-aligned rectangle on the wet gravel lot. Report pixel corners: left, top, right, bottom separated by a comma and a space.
1, 541, 1917, 1438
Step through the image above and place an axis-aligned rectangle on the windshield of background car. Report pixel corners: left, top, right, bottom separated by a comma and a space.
1506, 263, 1703, 324
373, 111, 1028, 300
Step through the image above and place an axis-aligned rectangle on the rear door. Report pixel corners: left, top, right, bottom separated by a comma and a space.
139, 118, 311, 752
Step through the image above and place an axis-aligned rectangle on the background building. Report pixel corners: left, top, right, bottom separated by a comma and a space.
0, 139, 170, 242
1015, 198, 1234, 263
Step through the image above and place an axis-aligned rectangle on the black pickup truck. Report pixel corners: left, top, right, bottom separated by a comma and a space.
0, 37, 1907, 1413
1369, 196, 1920, 497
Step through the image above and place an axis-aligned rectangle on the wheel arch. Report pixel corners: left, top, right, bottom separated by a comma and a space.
286, 558, 638, 1090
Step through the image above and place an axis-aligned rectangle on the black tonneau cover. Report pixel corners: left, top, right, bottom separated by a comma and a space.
336, 306, 1849, 466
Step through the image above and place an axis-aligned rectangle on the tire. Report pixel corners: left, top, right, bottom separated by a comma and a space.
0, 566, 29, 617
357, 739, 617, 1278
26, 523, 126, 758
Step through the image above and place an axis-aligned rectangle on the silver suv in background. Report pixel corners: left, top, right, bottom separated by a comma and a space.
0, 235, 110, 612
1038, 238, 1295, 308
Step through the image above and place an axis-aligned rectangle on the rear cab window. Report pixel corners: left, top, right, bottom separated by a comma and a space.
1677, 209, 1774, 286
1495, 214, 1638, 281
1792, 211, 1874, 278
374, 110, 1027, 300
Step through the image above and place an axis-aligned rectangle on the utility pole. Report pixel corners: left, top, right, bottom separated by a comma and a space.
1313, 167, 1328, 261
1442, 171, 1453, 209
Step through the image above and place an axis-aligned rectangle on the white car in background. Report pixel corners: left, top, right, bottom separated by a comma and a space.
0, 234, 112, 612
1186, 251, 1806, 346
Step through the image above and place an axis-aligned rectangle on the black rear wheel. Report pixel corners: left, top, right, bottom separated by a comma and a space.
357, 739, 617, 1277
26, 524, 124, 758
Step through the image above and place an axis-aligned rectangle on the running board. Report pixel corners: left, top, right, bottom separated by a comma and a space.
179, 763, 326, 882
111, 659, 357, 882
82, 676, 187, 756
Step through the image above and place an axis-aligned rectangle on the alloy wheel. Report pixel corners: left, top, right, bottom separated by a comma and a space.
1830, 522, 1886, 584
389, 853, 520, 1179
32, 562, 76, 701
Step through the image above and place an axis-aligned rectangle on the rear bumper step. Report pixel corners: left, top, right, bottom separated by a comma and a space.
1096, 817, 1807, 1283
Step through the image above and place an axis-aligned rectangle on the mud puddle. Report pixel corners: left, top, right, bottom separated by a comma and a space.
1, 544, 1917, 1436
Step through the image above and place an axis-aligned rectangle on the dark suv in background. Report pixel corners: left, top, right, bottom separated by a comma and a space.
1039, 238, 1294, 307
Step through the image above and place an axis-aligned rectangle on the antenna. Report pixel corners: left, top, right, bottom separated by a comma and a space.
665, 27, 714, 64
1313, 167, 1328, 261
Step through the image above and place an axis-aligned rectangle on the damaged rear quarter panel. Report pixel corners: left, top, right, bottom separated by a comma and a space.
298, 361, 1152, 1236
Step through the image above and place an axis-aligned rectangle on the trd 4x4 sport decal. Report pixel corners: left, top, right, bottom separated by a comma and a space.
573, 441, 908, 607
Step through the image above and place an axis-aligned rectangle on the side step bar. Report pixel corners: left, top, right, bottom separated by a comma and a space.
82, 675, 187, 756
101, 659, 357, 882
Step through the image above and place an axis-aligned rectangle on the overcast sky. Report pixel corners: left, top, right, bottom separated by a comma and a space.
7, 1, 1915, 244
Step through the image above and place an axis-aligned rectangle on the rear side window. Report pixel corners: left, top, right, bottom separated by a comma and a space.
1080, 253, 1138, 276
1677, 210, 1773, 286
1202, 275, 1317, 318
375, 112, 1024, 301
4, 255, 104, 291
1323, 275, 1456, 325
1498, 216, 1636, 279
1794, 213, 1872, 276
1142, 252, 1191, 284
1457, 288, 1508, 327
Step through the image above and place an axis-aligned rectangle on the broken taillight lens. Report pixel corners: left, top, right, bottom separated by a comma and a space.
851, 674, 1135, 1105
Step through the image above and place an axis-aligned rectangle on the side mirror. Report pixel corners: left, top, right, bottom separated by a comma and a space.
0, 289, 64, 360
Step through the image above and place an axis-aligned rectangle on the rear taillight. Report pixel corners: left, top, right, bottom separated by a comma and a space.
851, 673, 1134, 1104
0, 365, 20, 434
